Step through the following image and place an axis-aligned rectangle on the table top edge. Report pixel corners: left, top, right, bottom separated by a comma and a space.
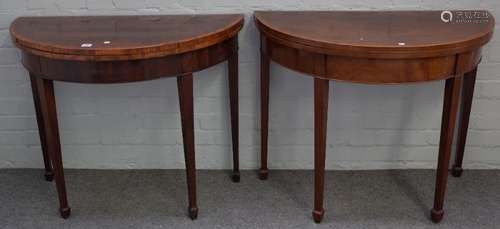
10, 14, 244, 61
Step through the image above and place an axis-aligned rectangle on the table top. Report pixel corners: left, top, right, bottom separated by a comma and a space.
10, 14, 243, 61
255, 11, 495, 58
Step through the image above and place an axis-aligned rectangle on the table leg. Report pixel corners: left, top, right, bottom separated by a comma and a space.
33, 77, 71, 219
177, 73, 198, 220
228, 49, 240, 183
259, 51, 270, 180
452, 68, 477, 177
29, 73, 53, 182
431, 76, 462, 223
313, 78, 329, 223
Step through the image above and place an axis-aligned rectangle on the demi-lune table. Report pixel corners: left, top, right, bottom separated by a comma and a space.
10, 14, 243, 219
255, 11, 494, 223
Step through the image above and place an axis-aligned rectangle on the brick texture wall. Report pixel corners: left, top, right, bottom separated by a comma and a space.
0, 0, 499, 169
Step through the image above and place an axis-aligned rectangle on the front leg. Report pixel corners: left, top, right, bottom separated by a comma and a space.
29, 73, 53, 181
259, 49, 270, 180
34, 77, 71, 219
452, 68, 477, 177
177, 73, 198, 219
228, 42, 240, 182
431, 76, 462, 223
312, 78, 329, 223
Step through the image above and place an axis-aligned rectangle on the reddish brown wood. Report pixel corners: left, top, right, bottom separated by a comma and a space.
452, 68, 478, 177
10, 15, 243, 61
259, 39, 270, 180
256, 11, 494, 223
33, 77, 71, 219
228, 39, 240, 182
255, 11, 494, 59
431, 76, 463, 223
29, 73, 53, 181
20, 37, 236, 84
261, 33, 483, 84
313, 78, 329, 223
12, 14, 243, 219
177, 73, 198, 219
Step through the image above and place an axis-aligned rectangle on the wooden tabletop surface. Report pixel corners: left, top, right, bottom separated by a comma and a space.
10, 14, 244, 61
255, 11, 495, 58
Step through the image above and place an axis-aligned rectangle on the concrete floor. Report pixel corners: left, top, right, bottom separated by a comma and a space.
0, 169, 499, 229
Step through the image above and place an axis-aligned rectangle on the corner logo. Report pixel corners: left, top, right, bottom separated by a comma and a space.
440, 10, 490, 24
441, 11, 453, 23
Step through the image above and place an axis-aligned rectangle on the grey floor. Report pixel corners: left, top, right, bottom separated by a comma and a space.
0, 169, 499, 229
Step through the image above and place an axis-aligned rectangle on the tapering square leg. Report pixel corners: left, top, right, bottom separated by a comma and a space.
33, 76, 71, 219
431, 76, 462, 223
312, 78, 329, 223
29, 73, 53, 181
452, 68, 477, 177
177, 73, 198, 219
259, 50, 270, 180
228, 47, 240, 183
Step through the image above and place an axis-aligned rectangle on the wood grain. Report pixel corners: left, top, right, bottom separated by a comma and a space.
21, 37, 237, 83
11, 15, 243, 61
255, 11, 494, 59
262, 33, 483, 84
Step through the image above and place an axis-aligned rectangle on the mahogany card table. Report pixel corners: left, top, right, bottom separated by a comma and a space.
10, 14, 243, 219
255, 11, 495, 223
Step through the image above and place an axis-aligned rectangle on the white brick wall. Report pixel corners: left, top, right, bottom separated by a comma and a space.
0, 0, 499, 170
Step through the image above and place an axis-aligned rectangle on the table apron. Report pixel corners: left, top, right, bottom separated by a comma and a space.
22, 37, 237, 84
261, 36, 482, 84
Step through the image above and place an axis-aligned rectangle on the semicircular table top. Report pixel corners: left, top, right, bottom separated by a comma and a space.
254, 11, 495, 58
10, 14, 244, 61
